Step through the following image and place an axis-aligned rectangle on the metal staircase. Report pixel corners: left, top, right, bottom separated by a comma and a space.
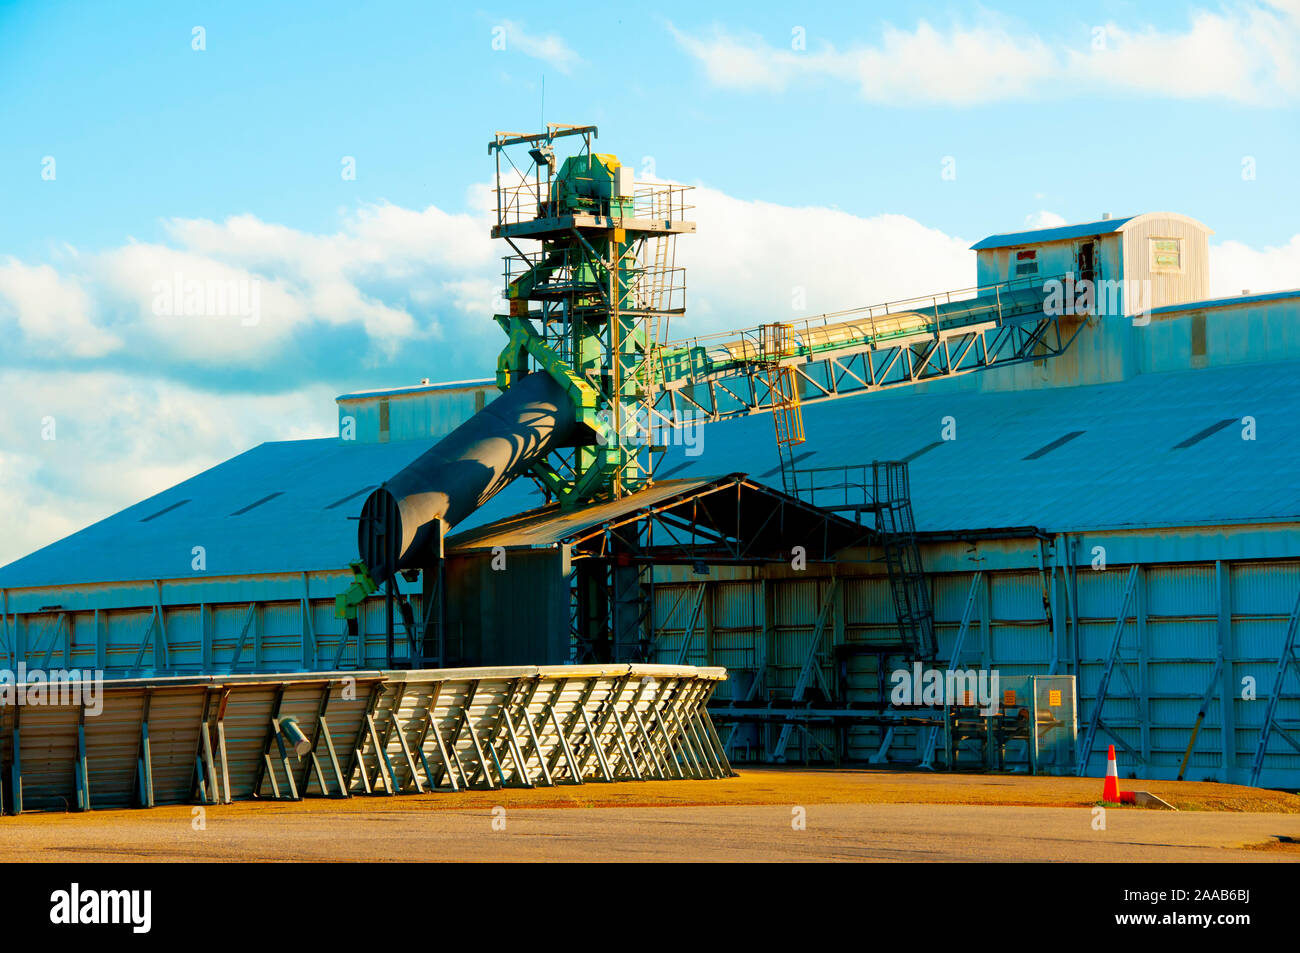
872, 462, 937, 659
780, 460, 937, 659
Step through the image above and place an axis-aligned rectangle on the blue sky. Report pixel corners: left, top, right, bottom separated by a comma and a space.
2, 0, 1299, 562
4, 1, 1298, 256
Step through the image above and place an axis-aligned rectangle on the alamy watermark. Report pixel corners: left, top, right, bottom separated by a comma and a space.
1042, 273, 1154, 325
0, 664, 105, 716
50, 883, 151, 933
890, 662, 1001, 713
152, 272, 261, 326
594, 406, 706, 456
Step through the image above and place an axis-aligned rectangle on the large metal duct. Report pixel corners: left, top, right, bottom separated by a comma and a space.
358, 371, 578, 584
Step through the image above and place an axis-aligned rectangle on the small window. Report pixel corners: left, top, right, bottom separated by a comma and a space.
1014, 248, 1039, 277
1076, 241, 1096, 283
1150, 238, 1182, 273
1191, 312, 1206, 358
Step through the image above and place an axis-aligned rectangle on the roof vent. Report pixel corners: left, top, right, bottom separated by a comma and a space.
140, 499, 192, 522
1101, 212, 1111, 220
230, 491, 284, 516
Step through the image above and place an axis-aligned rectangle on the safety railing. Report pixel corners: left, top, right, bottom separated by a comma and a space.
661, 271, 1061, 372
496, 177, 695, 228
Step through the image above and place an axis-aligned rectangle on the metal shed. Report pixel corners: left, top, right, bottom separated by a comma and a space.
2, 267, 1298, 788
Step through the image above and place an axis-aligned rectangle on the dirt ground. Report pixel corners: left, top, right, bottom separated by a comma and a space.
7, 765, 1300, 820
2, 767, 1297, 862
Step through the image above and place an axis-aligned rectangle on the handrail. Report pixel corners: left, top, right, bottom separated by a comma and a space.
662, 272, 1061, 355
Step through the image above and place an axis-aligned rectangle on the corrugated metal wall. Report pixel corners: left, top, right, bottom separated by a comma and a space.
650, 558, 1300, 787
1119, 213, 1211, 311
0, 574, 426, 677
4, 553, 1299, 786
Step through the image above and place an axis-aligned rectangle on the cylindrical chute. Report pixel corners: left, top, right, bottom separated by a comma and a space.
358, 371, 577, 585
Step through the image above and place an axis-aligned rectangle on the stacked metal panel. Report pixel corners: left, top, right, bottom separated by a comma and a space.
0, 664, 732, 815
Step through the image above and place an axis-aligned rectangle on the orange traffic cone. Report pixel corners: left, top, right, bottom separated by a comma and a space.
1102, 745, 1122, 802
1102, 745, 1139, 804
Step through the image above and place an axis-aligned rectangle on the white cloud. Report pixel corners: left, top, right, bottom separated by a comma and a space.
499, 19, 581, 74
671, 5, 1300, 104
0, 200, 498, 377
1075, 5, 1300, 103
668, 20, 1056, 104
1024, 210, 1068, 229
0, 259, 120, 358
676, 184, 973, 336
1210, 234, 1300, 297
0, 368, 337, 565
3, 183, 1298, 568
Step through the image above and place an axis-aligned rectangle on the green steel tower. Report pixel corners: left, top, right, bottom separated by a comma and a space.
490, 124, 694, 506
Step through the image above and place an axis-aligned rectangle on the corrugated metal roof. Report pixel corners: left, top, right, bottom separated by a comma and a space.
1150, 288, 1300, 316
4, 359, 1298, 592
445, 473, 872, 555
644, 358, 1300, 535
446, 478, 721, 551
0, 438, 440, 589
970, 216, 1135, 250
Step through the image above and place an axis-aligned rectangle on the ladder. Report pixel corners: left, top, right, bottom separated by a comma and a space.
873, 462, 936, 658
764, 323, 806, 496
632, 237, 673, 401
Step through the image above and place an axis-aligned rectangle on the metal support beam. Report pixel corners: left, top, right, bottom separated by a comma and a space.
772, 579, 839, 761
1250, 586, 1300, 787
1178, 657, 1224, 781
674, 583, 708, 665
920, 571, 983, 769
547, 702, 583, 783
365, 711, 399, 795
252, 685, 287, 798
75, 705, 91, 811
1077, 564, 1140, 775
345, 683, 383, 794
136, 690, 155, 808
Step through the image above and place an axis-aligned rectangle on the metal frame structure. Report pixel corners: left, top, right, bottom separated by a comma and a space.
0, 663, 731, 814
646, 273, 1083, 427
1249, 587, 1300, 785
490, 124, 695, 505
446, 473, 876, 666
1076, 564, 1143, 773
650, 549, 1300, 782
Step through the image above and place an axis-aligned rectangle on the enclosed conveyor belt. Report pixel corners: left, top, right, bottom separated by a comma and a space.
358, 370, 580, 585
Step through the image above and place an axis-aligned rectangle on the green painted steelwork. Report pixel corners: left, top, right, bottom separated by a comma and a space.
489, 125, 690, 506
